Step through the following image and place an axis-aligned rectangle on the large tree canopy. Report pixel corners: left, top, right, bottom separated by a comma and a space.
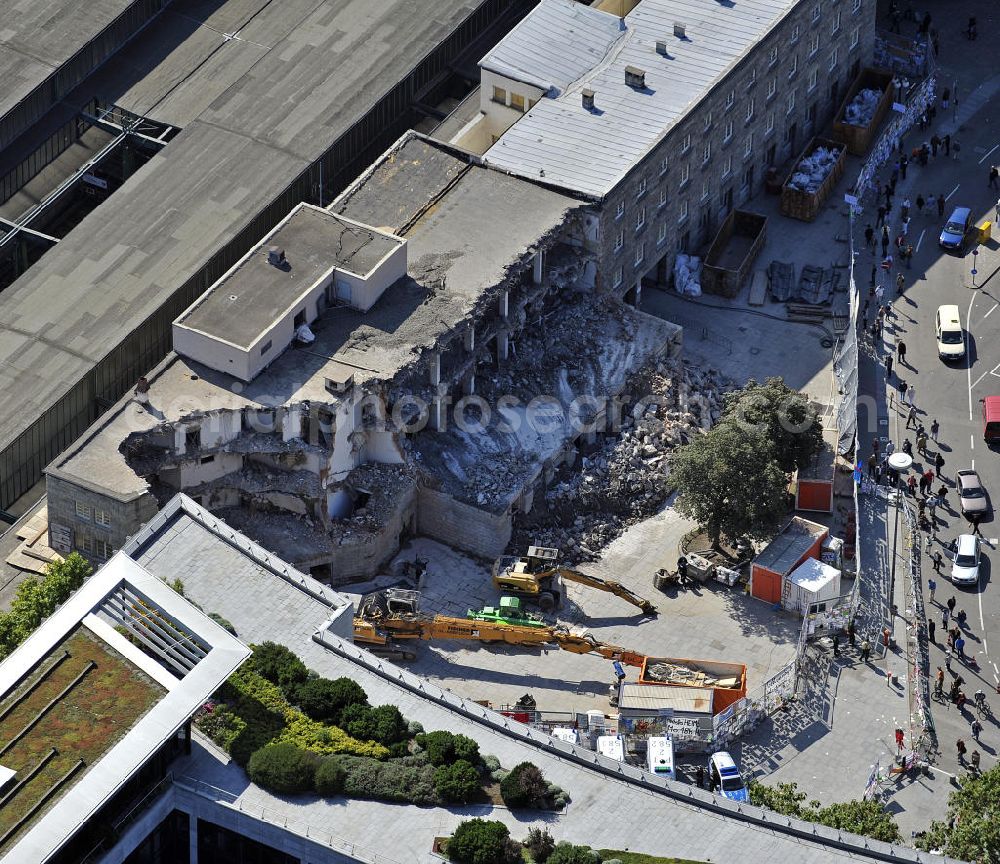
916, 765, 1000, 861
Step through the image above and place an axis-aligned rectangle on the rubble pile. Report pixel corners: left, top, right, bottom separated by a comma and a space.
332, 463, 416, 533
842, 88, 882, 127
787, 146, 842, 193
510, 360, 733, 561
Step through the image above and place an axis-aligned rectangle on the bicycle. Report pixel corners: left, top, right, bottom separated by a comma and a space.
974, 693, 992, 719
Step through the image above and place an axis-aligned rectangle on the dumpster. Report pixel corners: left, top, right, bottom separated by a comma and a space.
979, 221, 992, 243
700, 210, 767, 298
831, 68, 894, 156
780, 137, 847, 222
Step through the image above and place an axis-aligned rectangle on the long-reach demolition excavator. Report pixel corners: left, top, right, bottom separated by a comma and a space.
353, 588, 647, 667
492, 546, 657, 615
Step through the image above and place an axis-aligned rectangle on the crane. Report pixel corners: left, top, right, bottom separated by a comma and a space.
492, 546, 657, 615
353, 589, 647, 667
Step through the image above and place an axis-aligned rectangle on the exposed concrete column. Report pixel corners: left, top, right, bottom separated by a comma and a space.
429, 351, 441, 386
634, 280, 642, 307
499, 289, 509, 319
497, 330, 509, 363
462, 372, 475, 395
189, 810, 199, 864
463, 327, 475, 353
532, 250, 544, 284
430, 396, 445, 431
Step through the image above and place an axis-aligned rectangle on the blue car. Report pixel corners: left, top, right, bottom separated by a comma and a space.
709, 751, 749, 802
939, 206, 974, 251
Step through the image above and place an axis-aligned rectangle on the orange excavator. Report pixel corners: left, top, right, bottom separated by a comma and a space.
353, 588, 647, 668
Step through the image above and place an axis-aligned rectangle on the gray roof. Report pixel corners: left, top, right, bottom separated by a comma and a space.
483, 0, 796, 197
618, 682, 714, 713
0, 551, 249, 864
753, 516, 828, 575
0, 0, 137, 126
0, 0, 485, 452
479, 0, 625, 95
176, 205, 404, 349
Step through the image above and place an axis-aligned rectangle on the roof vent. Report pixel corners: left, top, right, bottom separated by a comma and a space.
582, 88, 595, 110
673, 21, 686, 38
655, 40, 668, 55
624, 66, 646, 89
267, 246, 286, 267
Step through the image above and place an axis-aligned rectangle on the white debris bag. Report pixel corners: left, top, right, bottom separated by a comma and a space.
787, 146, 841, 193
294, 323, 316, 344
843, 88, 882, 127
673, 253, 702, 297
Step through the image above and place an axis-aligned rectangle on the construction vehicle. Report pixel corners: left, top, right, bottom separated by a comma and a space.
354, 588, 647, 667
467, 595, 547, 628
492, 546, 657, 615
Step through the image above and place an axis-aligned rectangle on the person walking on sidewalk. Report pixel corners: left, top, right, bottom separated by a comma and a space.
881, 228, 890, 258
895, 728, 905, 752
916, 193, 925, 215
991, 166, 999, 190
901, 197, 911, 220
931, 418, 940, 441
886, 354, 894, 379
901, 155, 909, 180
907, 475, 918, 496
935, 450, 945, 477
948, 596, 957, 615
867, 452, 877, 478
897, 339, 907, 364
929, 618, 936, 643
996, 197, 1000, 224
906, 404, 918, 429
928, 575, 937, 601
896, 272, 905, 295
897, 379, 906, 408
935, 666, 945, 697
932, 550, 943, 573
957, 738, 968, 765
861, 639, 871, 662
972, 718, 983, 743
942, 606, 950, 627
865, 223, 875, 249
917, 431, 928, 456
927, 193, 937, 214
848, 619, 856, 647
971, 750, 981, 773
938, 191, 946, 216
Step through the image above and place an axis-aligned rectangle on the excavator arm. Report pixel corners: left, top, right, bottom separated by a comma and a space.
554, 568, 658, 615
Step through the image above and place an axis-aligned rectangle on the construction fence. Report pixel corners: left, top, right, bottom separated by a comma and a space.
901, 503, 935, 757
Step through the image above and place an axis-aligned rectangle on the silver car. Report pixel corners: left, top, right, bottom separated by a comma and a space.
957, 469, 989, 517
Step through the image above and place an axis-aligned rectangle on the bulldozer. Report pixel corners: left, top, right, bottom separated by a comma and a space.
492, 545, 657, 615
353, 588, 647, 668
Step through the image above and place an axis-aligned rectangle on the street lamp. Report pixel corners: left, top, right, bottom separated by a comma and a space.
887, 451, 913, 610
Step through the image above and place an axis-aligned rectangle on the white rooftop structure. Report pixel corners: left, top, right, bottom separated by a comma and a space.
784, 557, 842, 613
0, 553, 250, 864
482, 0, 796, 197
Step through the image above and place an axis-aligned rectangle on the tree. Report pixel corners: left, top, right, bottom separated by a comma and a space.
448, 819, 520, 864
500, 761, 549, 809
916, 765, 1000, 861
523, 827, 556, 864
749, 781, 901, 845
721, 377, 824, 474
434, 759, 481, 803
670, 420, 789, 547
295, 677, 368, 723
546, 843, 599, 864
247, 742, 318, 794
368, 704, 408, 745
314, 757, 347, 797
249, 642, 309, 692
417, 730, 481, 766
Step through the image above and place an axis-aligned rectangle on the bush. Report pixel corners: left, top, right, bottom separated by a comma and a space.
448, 819, 520, 864
524, 827, 556, 864
340, 703, 408, 745
408, 720, 425, 735
314, 757, 347, 797
482, 754, 501, 773
247, 742, 318, 794
434, 759, 481, 803
500, 761, 549, 809
249, 642, 309, 693
208, 612, 237, 635
338, 754, 438, 805
417, 731, 481, 766
294, 677, 368, 723
546, 844, 599, 864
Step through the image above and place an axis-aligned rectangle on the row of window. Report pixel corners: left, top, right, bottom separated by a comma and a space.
491, 86, 536, 113
78, 532, 114, 561
76, 500, 112, 528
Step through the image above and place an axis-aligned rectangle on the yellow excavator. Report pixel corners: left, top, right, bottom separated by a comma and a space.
492, 546, 657, 615
353, 588, 648, 668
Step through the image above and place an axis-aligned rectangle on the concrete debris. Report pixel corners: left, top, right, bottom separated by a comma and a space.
787, 146, 841, 193
510, 359, 733, 562
843, 88, 882, 128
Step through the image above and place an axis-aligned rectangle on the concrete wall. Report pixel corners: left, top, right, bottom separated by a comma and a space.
416, 486, 512, 561
593, 0, 877, 296
326, 483, 417, 584
478, 69, 545, 146
340, 239, 408, 312
177, 452, 244, 488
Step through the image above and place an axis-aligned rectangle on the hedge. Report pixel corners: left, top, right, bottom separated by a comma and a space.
248, 742, 319, 794
337, 754, 438, 805
417, 730, 481, 766
434, 759, 481, 803
448, 819, 520, 864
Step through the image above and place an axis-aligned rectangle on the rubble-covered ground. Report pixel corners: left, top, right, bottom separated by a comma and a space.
510, 359, 733, 562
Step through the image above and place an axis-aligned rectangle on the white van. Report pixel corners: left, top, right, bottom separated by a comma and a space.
646, 736, 675, 780
597, 734, 625, 762
936, 304, 965, 360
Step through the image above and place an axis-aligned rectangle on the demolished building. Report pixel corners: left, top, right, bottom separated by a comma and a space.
45, 133, 682, 583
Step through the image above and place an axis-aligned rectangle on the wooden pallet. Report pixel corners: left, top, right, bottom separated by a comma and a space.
748, 270, 769, 306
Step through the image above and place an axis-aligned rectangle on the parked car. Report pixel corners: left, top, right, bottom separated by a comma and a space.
957, 469, 989, 517
939, 206, 975, 251
708, 751, 748, 802
949, 534, 981, 586
983, 396, 1000, 446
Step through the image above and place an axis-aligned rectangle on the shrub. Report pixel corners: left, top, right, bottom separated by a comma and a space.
408, 720, 425, 735
416, 730, 478, 766
500, 761, 548, 809
448, 819, 520, 864
208, 612, 237, 635
524, 827, 556, 864
546, 843, 599, 864
482, 754, 501, 773
294, 677, 368, 723
196, 704, 245, 751
434, 759, 481, 803
338, 754, 438, 805
314, 757, 347, 797
247, 742, 318, 794
249, 642, 309, 693
340, 703, 408, 745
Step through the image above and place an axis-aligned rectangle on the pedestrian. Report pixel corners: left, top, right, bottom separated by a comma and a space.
957, 609, 967, 628
885, 354, 894, 379
883, 252, 893, 273
930, 418, 939, 441
917, 432, 928, 455
935, 666, 945, 696
867, 452, 877, 478
861, 639, 871, 662
875, 282, 885, 307
865, 223, 874, 249
901, 197, 910, 220
927, 193, 937, 215
971, 750, 981, 773
932, 550, 942, 573
937, 483, 948, 502
942, 606, 950, 626
904, 243, 913, 269
938, 190, 946, 215
887, 664, 894, 687
919, 474, 929, 495
935, 450, 944, 476
948, 596, 956, 615
696, 764, 704, 788
907, 475, 917, 496
943, 135, 951, 158
870, 263, 877, 288
832, 634, 839, 656
885, 439, 895, 458
906, 404, 917, 429
882, 626, 891, 649
848, 619, 856, 647
989, 165, 998, 190
928, 495, 939, 521
896, 272, 905, 295
916, 193, 925, 215
996, 198, 1000, 224
881, 234, 890, 257
931, 136, 940, 157
902, 217, 910, 239
895, 728, 905, 752
957, 738, 967, 765
942, 87, 950, 110
957, 635, 966, 658
884, 183, 892, 208
929, 619, 936, 643
971, 718, 982, 742
905, 384, 915, 407
897, 379, 906, 407
946, 647, 953, 671
971, 513, 982, 535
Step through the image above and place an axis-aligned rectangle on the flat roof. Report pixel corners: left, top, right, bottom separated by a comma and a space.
483, 0, 796, 197
788, 557, 840, 592
0, 0, 490, 454
753, 516, 829, 575
176, 205, 404, 349
0, 0, 139, 127
798, 424, 839, 481
0, 553, 249, 864
619, 682, 713, 713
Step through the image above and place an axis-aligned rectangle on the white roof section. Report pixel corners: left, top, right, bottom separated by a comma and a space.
1, 553, 250, 864
483, 0, 796, 197
479, 0, 625, 94
788, 557, 841, 593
